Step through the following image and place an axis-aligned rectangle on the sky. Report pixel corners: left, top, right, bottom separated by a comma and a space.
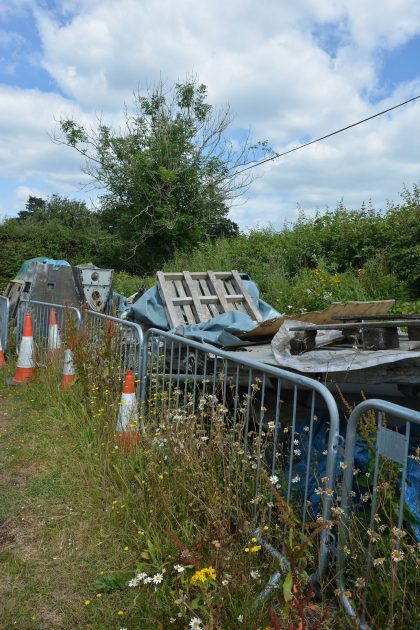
0, 0, 419, 229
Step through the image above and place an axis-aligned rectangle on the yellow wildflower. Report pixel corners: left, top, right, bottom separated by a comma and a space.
250, 545, 261, 553
190, 566, 217, 585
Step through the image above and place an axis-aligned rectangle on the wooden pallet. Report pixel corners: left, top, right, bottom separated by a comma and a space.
156, 270, 263, 328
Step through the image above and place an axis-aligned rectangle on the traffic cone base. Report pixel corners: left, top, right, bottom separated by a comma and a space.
116, 431, 140, 452
0, 336, 6, 368
12, 366, 35, 383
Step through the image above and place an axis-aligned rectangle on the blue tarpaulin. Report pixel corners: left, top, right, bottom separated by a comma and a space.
15, 257, 70, 278
128, 275, 280, 347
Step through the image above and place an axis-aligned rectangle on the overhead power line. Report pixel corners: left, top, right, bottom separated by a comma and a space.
239, 94, 420, 174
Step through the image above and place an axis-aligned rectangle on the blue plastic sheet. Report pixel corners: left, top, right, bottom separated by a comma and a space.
291, 415, 420, 540
15, 257, 70, 278
128, 275, 280, 347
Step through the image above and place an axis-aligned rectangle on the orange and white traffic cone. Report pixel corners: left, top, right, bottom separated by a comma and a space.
116, 370, 140, 452
0, 335, 6, 368
61, 345, 75, 388
9, 312, 35, 383
48, 307, 61, 356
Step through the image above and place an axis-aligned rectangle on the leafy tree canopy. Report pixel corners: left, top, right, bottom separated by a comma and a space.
56, 77, 269, 273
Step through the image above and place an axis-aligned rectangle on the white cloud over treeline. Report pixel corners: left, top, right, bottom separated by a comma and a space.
0, 0, 419, 226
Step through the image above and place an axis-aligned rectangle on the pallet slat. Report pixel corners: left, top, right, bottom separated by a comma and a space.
156, 270, 262, 328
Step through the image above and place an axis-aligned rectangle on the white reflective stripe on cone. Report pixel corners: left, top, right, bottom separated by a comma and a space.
63, 348, 75, 375
48, 325, 62, 350
116, 392, 138, 433
17, 335, 34, 368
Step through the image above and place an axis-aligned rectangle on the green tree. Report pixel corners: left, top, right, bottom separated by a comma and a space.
56, 77, 269, 273
0, 195, 120, 289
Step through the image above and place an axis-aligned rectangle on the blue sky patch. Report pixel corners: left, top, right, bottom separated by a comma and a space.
376, 35, 420, 93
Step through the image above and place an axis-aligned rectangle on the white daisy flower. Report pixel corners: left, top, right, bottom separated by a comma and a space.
152, 572, 164, 584
174, 564, 185, 573
189, 617, 202, 629
269, 474, 279, 485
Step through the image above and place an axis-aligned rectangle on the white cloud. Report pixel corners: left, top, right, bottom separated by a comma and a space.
0, 0, 419, 225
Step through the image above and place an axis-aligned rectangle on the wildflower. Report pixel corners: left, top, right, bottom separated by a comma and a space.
221, 579, 229, 586
244, 547, 250, 553
331, 506, 344, 516
123, 546, 129, 551
292, 475, 300, 483
367, 529, 379, 542
283, 427, 289, 433
250, 570, 260, 580
143, 576, 153, 584
117, 610, 124, 616
294, 448, 301, 456
251, 537, 257, 542
96, 593, 103, 598
391, 527, 407, 539
304, 425, 310, 432
152, 573, 164, 584
174, 564, 185, 573
250, 545, 261, 553
84, 599, 91, 606
325, 487, 334, 497
339, 462, 347, 470
344, 590, 352, 598
190, 567, 217, 585
263, 525, 269, 531
267, 421, 275, 430
238, 614, 244, 622
269, 474, 279, 485
373, 557, 385, 567
189, 618, 203, 629
355, 577, 365, 589
391, 550, 405, 562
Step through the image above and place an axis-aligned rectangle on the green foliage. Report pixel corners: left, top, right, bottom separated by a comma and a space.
155, 187, 419, 310
57, 77, 266, 274
0, 195, 120, 289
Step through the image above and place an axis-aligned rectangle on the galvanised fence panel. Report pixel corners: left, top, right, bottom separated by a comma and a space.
139, 328, 340, 583
84, 311, 144, 393
16, 299, 82, 363
0, 295, 9, 353
337, 399, 420, 630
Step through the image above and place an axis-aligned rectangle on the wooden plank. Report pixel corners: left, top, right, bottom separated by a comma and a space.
207, 270, 234, 314
289, 320, 420, 331
333, 314, 420, 321
231, 270, 262, 322
183, 271, 209, 323
198, 278, 219, 318
224, 278, 244, 312
159, 272, 184, 280
174, 279, 196, 325
156, 271, 180, 328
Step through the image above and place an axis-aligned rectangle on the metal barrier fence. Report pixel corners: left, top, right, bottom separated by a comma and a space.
337, 399, 420, 629
84, 311, 144, 393
0, 295, 9, 353
139, 328, 340, 583
16, 299, 82, 362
